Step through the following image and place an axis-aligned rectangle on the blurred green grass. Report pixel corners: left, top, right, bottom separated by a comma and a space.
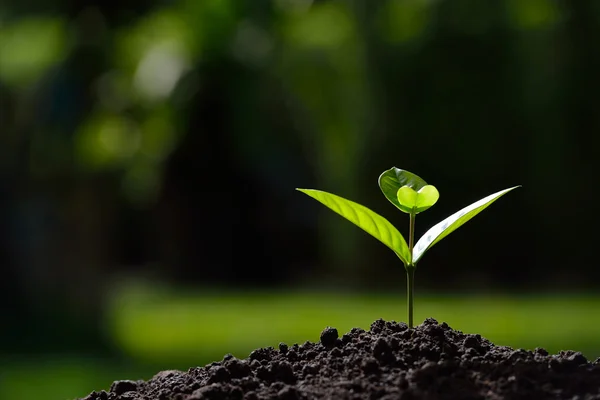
107, 286, 600, 363
3, 288, 600, 400
0, 356, 159, 400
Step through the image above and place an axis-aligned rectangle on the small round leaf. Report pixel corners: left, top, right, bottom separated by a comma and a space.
396, 186, 418, 213
415, 185, 439, 213
396, 184, 439, 214
378, 167, 428, 212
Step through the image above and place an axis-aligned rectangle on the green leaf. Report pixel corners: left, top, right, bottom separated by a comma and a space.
412, 186, 521, 264
379, 167, 429, 212
396, 185, 439, 214
297, 188, 411, 265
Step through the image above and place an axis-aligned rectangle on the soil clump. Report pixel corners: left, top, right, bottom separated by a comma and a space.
81, 318, 600, 399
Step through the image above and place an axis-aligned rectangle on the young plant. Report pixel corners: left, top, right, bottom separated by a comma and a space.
297, 167, 520, 328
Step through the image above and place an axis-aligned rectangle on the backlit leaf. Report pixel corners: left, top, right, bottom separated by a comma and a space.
396, 185, 439, 214
297, 188, 411, 265
379, 167, 428, 212
412, 186, 520, 264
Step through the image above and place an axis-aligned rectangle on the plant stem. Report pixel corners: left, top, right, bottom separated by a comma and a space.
408, 211, 415, 255
407, 210, 416, 328
406, 266, 415, 328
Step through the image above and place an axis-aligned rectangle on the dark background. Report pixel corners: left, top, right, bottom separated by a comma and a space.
1, 0, 598, 395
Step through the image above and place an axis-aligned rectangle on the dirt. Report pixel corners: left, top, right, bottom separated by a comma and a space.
81, 318, 600, 400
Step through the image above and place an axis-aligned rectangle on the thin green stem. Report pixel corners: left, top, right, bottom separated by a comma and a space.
407, 210, 416, 328
408, 211, 415, 255
406, 266, 415, 328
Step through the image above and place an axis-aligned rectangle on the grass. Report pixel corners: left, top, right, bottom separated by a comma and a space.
3, 287, 600, 400
107, 285, 600, 363
0, 356, 139, 400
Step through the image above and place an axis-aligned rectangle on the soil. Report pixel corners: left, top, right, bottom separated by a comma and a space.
81, 318, 600, 400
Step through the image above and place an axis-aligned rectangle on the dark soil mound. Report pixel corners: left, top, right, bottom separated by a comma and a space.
82, 318, 600, 400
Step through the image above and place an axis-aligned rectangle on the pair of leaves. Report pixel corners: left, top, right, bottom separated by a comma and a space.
379, 168, 439, 214
297, 167, 519, 267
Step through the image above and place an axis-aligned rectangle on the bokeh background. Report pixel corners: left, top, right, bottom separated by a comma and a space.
2, 0, 600, 398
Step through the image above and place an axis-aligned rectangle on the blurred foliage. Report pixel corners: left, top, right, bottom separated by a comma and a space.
4, 0, 597, 291
0, 16, 68, 87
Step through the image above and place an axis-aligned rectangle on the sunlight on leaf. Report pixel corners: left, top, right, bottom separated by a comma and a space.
413, 186, 520, 264
396, 185, 439, 214
396, 186, 418, 213
297, 188, 410, 265
379, 167, 429, 212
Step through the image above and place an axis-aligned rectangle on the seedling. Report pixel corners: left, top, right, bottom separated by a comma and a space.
297, 167, 520, 328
